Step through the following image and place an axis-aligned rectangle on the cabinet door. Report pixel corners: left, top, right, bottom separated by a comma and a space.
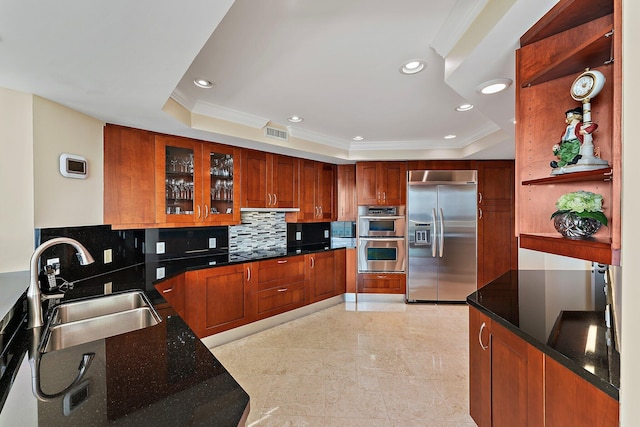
334, 248, 347, 295
155, 135, 202, 224
318, 162, 336, 221
545, 356, 619, 427
104, 125, 156, 227
154, 274, 185, 318
356, 273, 406, 294
298, 159, 318, 221
356, 162, 380, 205
490, 321, 544, 427
337, 164, 357, 221
185, 264, 251, 338
379, 161, 407, 205
242, 149, 269, 208
469, 307, 491, 427
272, 154, 298, 208
203, 143, 241, 224
308, 251, 336, 303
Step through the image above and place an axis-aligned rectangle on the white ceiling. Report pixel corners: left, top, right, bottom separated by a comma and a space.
0, 0, 559, 163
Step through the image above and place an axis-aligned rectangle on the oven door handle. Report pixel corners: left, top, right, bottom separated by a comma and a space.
359, 237, 405, 242
358, 216, 406, 220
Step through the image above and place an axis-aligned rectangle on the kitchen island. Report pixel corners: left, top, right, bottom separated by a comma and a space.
467, 269, 619, 426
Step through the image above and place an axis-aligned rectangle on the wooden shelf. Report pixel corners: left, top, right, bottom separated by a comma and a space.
519, 233, 612, 265
522, 168, 612, 185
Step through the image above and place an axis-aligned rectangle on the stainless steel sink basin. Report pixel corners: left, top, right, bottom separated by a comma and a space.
40, 291, 162, 353
49, 290, 152, 323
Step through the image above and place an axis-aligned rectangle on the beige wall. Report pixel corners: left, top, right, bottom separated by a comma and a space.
32, 96, 104, 228
0, 87, 34, 273
620, 0, 639, 424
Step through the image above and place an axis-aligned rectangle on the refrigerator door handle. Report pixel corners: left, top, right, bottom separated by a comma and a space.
431, 208, 437, 258
439, 208, 444, 258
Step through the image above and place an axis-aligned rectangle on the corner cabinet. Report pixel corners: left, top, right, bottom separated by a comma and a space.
515, 0, 621, 265
356, 161, 407, 206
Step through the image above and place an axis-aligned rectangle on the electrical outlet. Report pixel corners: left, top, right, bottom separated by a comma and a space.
209, 238, 217, 249
156, 267, 166, 280
156, 242, 165, 254
296, 231, 302, 241
46, 258, 60, 275
104, 282, 113, 294
324, 230, 329, 239
103, 249, 112, 264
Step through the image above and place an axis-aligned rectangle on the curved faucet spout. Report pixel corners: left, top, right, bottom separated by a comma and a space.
27, 237, 95, 329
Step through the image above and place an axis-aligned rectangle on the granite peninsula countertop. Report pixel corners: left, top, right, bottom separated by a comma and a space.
467, 269, 620, 400
0, 245, 344, 425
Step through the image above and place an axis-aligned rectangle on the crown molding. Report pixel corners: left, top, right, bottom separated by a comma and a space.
191, 100, 270, 129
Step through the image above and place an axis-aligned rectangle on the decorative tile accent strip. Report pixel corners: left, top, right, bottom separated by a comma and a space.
229, 212, 287, 253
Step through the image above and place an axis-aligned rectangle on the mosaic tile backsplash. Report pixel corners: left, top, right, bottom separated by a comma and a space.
229, 211, 287, 253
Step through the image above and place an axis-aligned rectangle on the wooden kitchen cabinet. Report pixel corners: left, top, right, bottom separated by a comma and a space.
184, 263, 252, 338
242, 149, 298, 209
357, 273, 406, 294
154, 274, 185, 318
253, 255, 306, 320
515, 0, 621, 265
104, 124, 156, 227
469, 307, 492, 427
545, 356, 619, 426
306, 250, 345, 303
477, 161, 517, 287
356, 161, 406, 205
297, 159, 337, 222
156, 135, 241, 226
337, 164, 357, 221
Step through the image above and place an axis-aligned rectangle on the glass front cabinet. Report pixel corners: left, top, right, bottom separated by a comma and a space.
156, 135, 241, 226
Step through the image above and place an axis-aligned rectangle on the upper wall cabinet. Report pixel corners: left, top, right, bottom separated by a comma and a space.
337, 164, 357, 221
297, 159, 337, 222
241, 150, 298, 209
515, 0, 621, 265
356, 161, 407, 206
104, 124, 241, 229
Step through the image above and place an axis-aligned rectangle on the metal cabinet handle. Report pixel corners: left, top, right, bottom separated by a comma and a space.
268, 193, 272, 206
383, 192, 387, 202
197, 205, 201, 218
478, 207, 483, 219
204, 205, 209, 219
478, 192, 483, 204
277, 288, 288, 292
377, 192, 381, 202
277, 259, 288, 264
162, 287, 173, 294
319, 207, 323, 217
479, 322, 489, 350
377, 275, 387, 279
273, 193, 277, 205
310, 257, 315, 268
246, 267, 251, 282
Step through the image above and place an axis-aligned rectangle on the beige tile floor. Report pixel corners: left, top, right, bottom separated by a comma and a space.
212, 301, 475, 427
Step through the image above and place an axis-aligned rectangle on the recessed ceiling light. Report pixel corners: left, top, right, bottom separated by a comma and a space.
288, 115, 304, 123
444, 134, 457, 139
352, 136, 364, 141
476, 78, 512, 95
193, 78, 214, 89
455, 103, 474, 112
400, 60, 426, 75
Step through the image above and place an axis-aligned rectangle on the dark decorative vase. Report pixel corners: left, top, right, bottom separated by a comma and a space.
553, 212, 601, 239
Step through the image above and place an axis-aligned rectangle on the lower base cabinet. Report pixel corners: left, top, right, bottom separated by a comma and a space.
184, 264, 252, 338
307, 250, 346, 303
469, 306, 618, 427
357, 273, 406, 294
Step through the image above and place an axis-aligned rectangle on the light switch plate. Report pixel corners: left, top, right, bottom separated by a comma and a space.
156, 242, 165, 254
103, 249, 112, 264
296, 231, 302, 241
156, 267, 166, 280
324, 230, 329, 238
209, 238, 217, 249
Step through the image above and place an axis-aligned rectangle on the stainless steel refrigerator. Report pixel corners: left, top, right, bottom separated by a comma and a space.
406, 170, 477, 302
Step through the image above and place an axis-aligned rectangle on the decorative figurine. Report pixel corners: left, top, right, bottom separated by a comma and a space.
550, 68, 610, 175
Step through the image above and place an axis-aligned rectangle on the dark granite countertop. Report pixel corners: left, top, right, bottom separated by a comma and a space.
467, 269, 620, 400
0, 245, 344, 425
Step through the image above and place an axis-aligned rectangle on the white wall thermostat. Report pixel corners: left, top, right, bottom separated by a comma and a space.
60, 154, 88, 179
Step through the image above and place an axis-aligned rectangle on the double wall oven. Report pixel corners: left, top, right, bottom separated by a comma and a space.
357, 206, 406, 273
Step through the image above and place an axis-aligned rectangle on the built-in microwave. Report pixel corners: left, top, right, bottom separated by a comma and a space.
358, 206, 406, 238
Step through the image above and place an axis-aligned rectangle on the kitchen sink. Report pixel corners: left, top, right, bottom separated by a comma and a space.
40, 291, 162, 353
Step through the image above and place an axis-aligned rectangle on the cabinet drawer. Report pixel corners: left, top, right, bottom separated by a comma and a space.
254, 281, 306, 319
357, 273, 406, 294
256, 256, 305, 291
154, 274, 185, 317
